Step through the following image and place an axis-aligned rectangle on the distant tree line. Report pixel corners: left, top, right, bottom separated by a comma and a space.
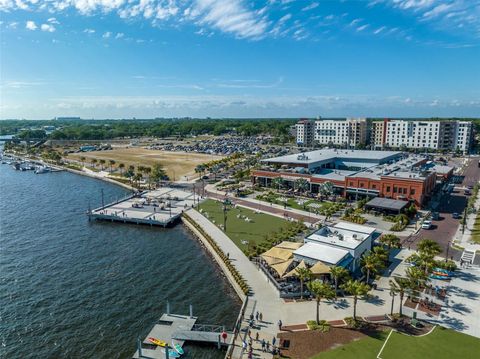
0, 118, 297, 140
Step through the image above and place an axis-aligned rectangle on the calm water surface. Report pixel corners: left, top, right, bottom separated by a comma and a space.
0, 166, 241, 358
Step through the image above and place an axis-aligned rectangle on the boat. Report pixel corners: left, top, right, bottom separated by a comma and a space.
11, 162, 21, 170
34, 166, 51, 174
172, 341, 184, 355
148, 337, 167, 347
161, 348, 180, 358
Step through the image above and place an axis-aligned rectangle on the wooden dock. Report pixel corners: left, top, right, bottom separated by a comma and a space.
133, 312, 232, 358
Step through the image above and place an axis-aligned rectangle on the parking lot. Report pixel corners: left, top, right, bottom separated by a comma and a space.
403, 157, 480, 259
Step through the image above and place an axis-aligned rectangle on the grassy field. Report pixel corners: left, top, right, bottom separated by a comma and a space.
68, 148, 223, 181
311, 327, 480, 359
198, 199, 292, 250
256, 192, 345, 213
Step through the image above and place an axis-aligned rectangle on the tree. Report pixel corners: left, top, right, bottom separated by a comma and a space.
318, 181, 333, 201
109, 159, 116, 173
361, 253, 383, 284
271, 177, 283, 192
118, 163, 125, 175
389, 277, 411, 316
307, 280, 335, 324
151, 163, 168, 187
372, 246, 389, 265
295, 267, 312, 300
295, 178, 309, 193
380, 234, 401, 250
91, 158, 97, 168
406, 266, 428, 291
80, 156, 86, 167
417, 239, 441, 257
329, 266, 349, 300
99, 159, 106, 170
341, 280, 370, 320
389, 280, 397, 316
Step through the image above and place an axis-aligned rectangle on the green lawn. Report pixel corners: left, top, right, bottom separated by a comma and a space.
256, 191, 344, 213
198, 198, 292, 250
471, 213, 480, 244
310, 330, 389, 359
311, 327, 480, 359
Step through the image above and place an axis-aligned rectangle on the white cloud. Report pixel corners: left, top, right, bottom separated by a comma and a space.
41, 23, 56, 32
47, 17, 60, 24
115, 32, 124, 39
374, 26, 386, 34
102, 31, 112, 38
356, 24, 369, 32
83, 28, 95, 34
302, 2, 319, 12
25, 20, 37, 31
349, 18, 362, 26
423, 3, 453, 18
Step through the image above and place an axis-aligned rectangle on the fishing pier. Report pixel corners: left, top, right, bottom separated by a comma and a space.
133, 304, 233, 359
89, 187, 202, 227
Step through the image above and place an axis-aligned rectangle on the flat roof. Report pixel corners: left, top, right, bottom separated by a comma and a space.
293, 242, 349, 265
365, 197, 409, 211
263, 149, 402, 165
306, 222, 375, 250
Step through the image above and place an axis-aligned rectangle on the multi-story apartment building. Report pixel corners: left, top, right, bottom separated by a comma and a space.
295, 119, 315, 147
369, 119, 473, 153
312, 118, 367, 148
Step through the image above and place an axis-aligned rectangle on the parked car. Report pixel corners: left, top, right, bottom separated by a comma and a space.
464, 189, 471, 196
431, 212, 440, 220
452, 212, 461, 219
421, 220, 432, 229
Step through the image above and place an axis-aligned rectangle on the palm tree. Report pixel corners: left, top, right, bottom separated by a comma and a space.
99, 159, 106, 170
389, 280, 397, 316
417, 239, 441, 257
361, 253, 383, 284
318, 181, 333, 201
380, 234, 401, 250
329, 266, 349, 300
308, 280, 335, 324
406, 266, 428, 291
372, 246, 389, 265
341, 280, 370, 320
295, 267, 312, 300
91, 158, 97, 168
118, 163, 125, 175
272, 177, 283, 193
295, 178, 309, 193
80, 156, 86, 167
109, 159, 116, 173
389, 277, 411, 316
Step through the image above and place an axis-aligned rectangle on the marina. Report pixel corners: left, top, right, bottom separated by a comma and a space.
88, 187, 202, 227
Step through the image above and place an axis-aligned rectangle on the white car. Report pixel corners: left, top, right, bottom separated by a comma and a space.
421, 220, 432, 229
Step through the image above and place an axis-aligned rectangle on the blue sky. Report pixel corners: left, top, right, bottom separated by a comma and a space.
0, 0, 479, 119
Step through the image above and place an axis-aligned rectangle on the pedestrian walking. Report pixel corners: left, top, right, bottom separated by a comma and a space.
242, 340, 247, 351
255, 311, 259, 321
255, 332, 259, 341
278, 319, 282, 331
259, 312, 263, 322
248, 329, 252, 339
266, 341, 270, 352
261, 339, 266, 352
250, 313, 254, 322
272, 336, 276, 346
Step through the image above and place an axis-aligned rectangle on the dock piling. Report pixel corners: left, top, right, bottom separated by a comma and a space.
167, 301, 170, 315
137, 337, 142, 358
189, 304, 193, 318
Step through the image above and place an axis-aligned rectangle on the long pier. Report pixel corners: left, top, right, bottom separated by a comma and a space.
133, 306, 233, 358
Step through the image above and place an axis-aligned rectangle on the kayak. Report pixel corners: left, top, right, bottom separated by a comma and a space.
148, 337, 167, 347
162, 348, 181, 358
172, 341, 184, 355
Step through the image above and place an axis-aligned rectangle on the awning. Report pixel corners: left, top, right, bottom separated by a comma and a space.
271, 258, 294, 277
365, 197, 409, 213
261, 247, 294, 263
283, 260, 307, 278
310, 261, 330, 276
275, 241, 303, 250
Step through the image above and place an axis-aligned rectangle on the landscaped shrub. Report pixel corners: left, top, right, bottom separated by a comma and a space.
307, 320, 330, 332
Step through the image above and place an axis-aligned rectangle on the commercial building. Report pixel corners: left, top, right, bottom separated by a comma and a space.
371, 119, 473, 153
293, 222, 375, 272
295, 119, 315, 147
313, 118, 368, 147
252, 148, 445, 207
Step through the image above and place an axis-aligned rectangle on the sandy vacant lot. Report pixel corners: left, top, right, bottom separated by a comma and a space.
68, 148, 223, 181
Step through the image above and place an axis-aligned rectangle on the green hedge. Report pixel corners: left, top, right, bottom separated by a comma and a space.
183, 213, 250, 295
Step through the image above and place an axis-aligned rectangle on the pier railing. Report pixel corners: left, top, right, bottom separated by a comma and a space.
225, 295, 249, 359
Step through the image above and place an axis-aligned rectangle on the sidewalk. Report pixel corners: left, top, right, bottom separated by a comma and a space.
454, 184, 480, 252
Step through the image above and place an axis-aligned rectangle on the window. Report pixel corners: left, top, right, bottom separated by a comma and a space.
393, 186, 397, 193
386, 186, 391, 192
410, 188, 415, 195
349, 182, 354, 186
372, 184, 376, 189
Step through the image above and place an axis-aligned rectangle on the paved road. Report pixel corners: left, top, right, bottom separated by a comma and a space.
403, 157, 480, 258
205, 190, 320, 224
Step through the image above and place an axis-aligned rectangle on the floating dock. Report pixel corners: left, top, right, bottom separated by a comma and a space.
133, 309, 233, 358
89, 187, 202, 227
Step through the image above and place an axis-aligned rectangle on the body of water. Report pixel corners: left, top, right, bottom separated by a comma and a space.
0, 166, 241, 358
